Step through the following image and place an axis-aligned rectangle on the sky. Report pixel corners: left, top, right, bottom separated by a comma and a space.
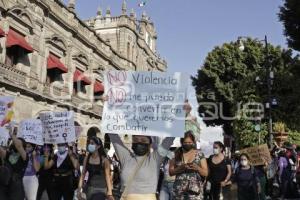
67, 0, 288, 143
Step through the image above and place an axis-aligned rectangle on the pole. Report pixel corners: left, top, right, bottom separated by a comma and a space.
265, 35, 273, 148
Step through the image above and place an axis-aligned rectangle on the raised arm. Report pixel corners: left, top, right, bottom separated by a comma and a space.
9, 126, 26, 161
157, 137, 175, 158
108, 134, 131, 164
32, 150, 41, 172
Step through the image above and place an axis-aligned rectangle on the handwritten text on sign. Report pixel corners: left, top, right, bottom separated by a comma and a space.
39, 111, 76, 144
19, 119, 44, 145
102, 71, 188, 137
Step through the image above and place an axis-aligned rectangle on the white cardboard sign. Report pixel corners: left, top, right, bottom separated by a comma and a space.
39, 111, 76, 144
18, 119, 44, 145
101, 71, 188, 137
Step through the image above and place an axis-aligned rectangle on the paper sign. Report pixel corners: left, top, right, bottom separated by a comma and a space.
101, 71, 188, 137
0, 96, 14, 127
39, 111, 76, 144
240, 144, 272, 166
18, 119, 44, 145
0, 127, 10, 146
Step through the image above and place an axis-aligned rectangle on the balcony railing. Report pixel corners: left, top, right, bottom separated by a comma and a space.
0, 63, 27, 87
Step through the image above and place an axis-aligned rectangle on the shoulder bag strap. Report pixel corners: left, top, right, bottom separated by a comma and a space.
121, 154, 148, 200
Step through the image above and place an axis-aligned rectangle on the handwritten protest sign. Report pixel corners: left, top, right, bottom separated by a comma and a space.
39, 111, 76, 144
0, 96, 14, 127
0, 127, 10, 146
18, 119, 44, 145
101, 71, 188, 137
240, 144, 272, 166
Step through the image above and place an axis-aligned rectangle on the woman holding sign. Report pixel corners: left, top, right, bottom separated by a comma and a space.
44, 143, 79, 200
23, 142, 41, 200
0, 125, 28, 200
77, 136, 113, 200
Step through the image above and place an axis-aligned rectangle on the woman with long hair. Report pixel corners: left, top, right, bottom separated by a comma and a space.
0, 125, 28, 200
23, 142, 41, 200
234, 153, 261, 200
169, 131, 208, 200
44, 143, 79, 200
207, 141, 231, 200
77, 136, 114, 200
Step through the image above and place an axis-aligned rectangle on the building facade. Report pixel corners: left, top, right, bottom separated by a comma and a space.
0, 0, 167, 148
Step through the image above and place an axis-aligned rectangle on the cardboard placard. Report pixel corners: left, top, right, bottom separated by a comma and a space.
18, 119, 44, 145
240, 144, 272, 166
39, 111, 76, 144
101, 71, 188, 137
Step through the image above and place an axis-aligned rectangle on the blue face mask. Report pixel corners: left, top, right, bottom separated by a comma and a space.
88, 144, 96, 153
58, 146, 66, 154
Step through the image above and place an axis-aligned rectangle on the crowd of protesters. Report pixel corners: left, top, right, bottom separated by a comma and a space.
1, 122, 300, 200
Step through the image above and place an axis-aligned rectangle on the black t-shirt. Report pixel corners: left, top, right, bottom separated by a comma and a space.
52, 154, 75, 174
208, 155, 230, 183
6, 151, 28, 178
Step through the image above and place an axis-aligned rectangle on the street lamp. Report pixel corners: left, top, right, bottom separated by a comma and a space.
238, 36, 274, 148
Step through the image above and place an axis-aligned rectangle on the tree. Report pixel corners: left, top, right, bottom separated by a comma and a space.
192, 38, 300, 143
279, 0, 300, 51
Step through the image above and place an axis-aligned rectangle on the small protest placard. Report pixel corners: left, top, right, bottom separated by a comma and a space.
39, 111, 76, 144
240, 144, 272, 166
101, 71, 188, 137
18, 119, 44, 145
0, 96, 14, 127
0, 127, 10, 147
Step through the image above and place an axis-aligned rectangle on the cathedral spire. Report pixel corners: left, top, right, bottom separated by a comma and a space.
106, 6, 111, 18
122, 0, 127, 15
97, 6, 102, 16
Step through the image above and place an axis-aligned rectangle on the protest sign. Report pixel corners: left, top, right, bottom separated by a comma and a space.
18, 119, 44, 145
240, 144, 272, 166
0, 96, 14, 127
39, 111, 76, 144
0, 127, 10, 147
101, 71, 188, 137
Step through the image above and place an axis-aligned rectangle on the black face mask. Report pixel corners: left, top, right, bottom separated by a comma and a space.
182, 144, 195, 152
132, 143, 149, 156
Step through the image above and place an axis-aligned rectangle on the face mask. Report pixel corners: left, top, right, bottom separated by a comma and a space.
132, 143, 149, 156
182, 144, 194, 152
213, 148, 220, 155
58, 146, 66, 154
240, 160, 248, 166
88, 144, 96, 153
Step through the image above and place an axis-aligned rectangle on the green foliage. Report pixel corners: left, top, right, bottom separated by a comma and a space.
279, 0, 300, 51
288, 130, 300, 146
192, 38, 300, 143
233, 117, 268, 148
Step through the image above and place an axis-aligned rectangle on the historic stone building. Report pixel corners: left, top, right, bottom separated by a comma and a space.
0, 0, 167, 148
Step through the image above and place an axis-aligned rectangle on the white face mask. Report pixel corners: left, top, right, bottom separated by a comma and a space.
240, 160, 248, 166
213, 148, 220, 155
